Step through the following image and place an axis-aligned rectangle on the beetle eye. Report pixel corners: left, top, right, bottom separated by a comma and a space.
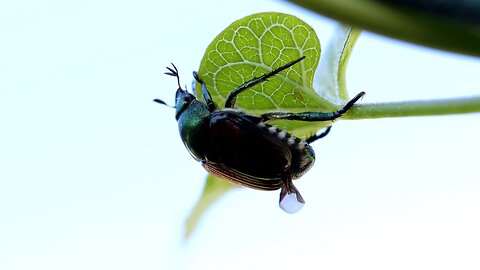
279, 193, 305, 214
175, 89, 182, 103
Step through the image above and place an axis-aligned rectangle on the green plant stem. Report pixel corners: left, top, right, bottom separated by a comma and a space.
287, 0, 480, 57
343, 96, 480, 119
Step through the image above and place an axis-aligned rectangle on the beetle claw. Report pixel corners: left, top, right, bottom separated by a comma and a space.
279, 180, 305, 214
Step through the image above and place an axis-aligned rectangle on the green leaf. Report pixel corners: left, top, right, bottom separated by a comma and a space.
185, 13, 363, 239
314, 25, 361, 104
184, 175, 236, 239
195, 12, 336, 138
287, 0, 480, 57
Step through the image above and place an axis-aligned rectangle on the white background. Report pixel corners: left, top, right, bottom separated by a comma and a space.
1, 0, 479, 269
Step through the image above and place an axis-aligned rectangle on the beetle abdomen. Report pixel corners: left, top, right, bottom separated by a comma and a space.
258, 121, 315, 180
202, 159, 283, 190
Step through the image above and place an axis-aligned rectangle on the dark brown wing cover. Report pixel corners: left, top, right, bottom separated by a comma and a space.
203, 110, 292, 189
202, 160, 283, 190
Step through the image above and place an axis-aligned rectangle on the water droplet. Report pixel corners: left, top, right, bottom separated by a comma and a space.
279, 192, 304, 214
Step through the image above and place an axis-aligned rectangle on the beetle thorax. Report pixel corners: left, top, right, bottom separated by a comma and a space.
177, 100, 210, 161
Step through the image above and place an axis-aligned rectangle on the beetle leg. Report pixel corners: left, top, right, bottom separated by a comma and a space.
261, 92, 365, 122
279, 178, 305, 214
306, 126, 332, 144
193, 71, 218, 112
225, 56, 306, 108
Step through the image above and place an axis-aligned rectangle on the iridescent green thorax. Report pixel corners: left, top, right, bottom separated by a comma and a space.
177, 100, 210, 161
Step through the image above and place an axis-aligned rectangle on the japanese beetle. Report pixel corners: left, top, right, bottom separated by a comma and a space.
155, 57, 364, 213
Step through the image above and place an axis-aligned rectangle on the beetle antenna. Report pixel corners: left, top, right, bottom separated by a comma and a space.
165, 63, 183, 91
153, 98, 175, 108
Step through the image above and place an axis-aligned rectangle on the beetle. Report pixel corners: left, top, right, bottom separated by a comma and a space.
155, 56, 365, 213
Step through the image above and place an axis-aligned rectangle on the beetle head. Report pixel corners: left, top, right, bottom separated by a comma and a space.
174, 87, 195, 120
154, 63, 197, 120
